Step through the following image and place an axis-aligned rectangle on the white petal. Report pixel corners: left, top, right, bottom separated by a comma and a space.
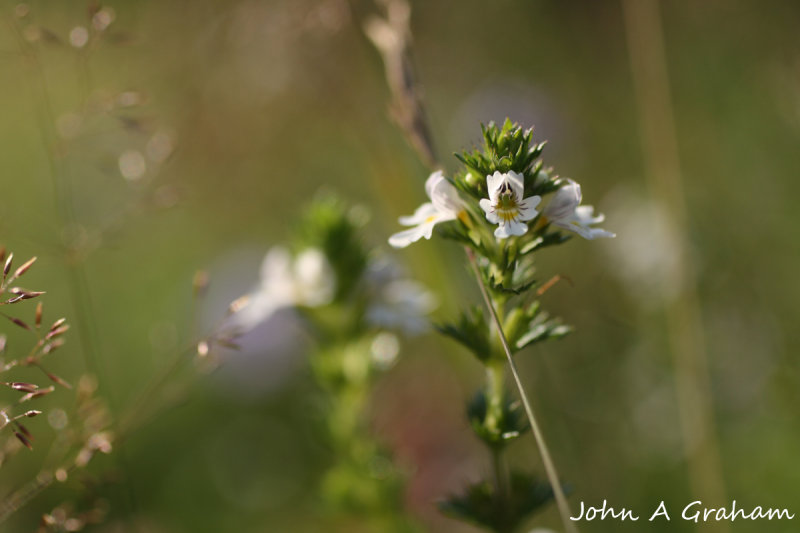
367, 280, 438, 333
565, 222, 593, 239
506, 219, 529, 236
544, 179, 581, 221
553, 218, 615, 240
424, 170, 446, 199
517, 195, 541, 222
294, 248, 335, 306
398, 202, 438, 226
363, 256, 436, 335
494, 224, 512, 239
229, 290, 284, 332
574, 205, 604, 225
479, 198, 500, 224
429, 176, 464, 215
494, 220, 528, 238
486, 171, 504, 195
259, 247, 292, 286
388, 221, 436, 248
294, 249, 327, 281
583, 227, 616, 239
506, 170, 525, 201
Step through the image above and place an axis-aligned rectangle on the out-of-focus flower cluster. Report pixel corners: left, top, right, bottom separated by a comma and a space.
224, 197, 435, 352
209, 196, 432, 529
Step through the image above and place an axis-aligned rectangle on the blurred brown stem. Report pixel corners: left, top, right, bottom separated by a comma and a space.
363, 0, 437, 168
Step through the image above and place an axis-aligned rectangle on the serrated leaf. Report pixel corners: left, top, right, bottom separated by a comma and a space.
519, 231, 571, 255
435, 306, 490, 362
515, 314, 572, 351
439, 471, 555, 532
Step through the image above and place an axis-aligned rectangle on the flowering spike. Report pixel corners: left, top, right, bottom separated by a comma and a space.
15, 431, 33, 450
9, 382, 39, 393
3, 252, 13, 277
12, 256, 37, 280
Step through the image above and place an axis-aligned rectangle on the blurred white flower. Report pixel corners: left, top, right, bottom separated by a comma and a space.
389, 170, 466, 248
370, 332, 400, 370
232, 247, 335, 332
367, 279, 436, 334
543, 179, 614, 239
290, 248, 336, 307
602, 188, 681, 306
479, 170, 540, 238
364, 256, 436, 334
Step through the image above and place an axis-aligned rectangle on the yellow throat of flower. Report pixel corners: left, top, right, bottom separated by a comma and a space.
496, 194, 520, 222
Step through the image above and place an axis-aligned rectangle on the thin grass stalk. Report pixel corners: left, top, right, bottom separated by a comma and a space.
620, 2, 728, 529
4, 14, 105, 395
3, 12, 140, 521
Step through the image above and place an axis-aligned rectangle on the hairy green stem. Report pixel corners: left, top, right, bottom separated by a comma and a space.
490, 446, 510, 533
466, 248, 579, 533
485, 361, 505, 435
485, 360, 511, 531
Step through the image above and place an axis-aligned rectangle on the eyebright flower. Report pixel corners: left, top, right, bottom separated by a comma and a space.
364, 256, 436, 334
543, 179, 615, 239
389, 171, 466, 248
231, 247, 335, 332
479, 170, 541, 238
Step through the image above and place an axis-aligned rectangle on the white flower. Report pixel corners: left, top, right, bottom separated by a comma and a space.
543, 179, 615, 239
389, 170, 465, 248
231, 247, 335, 332
367, 279, 436, 334
290, 248, 336, 306
364, 256, 436, 334
479, 170, 541, 238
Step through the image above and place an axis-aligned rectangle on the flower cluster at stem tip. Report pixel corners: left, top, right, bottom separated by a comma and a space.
389, 120, 614, 254
387, 121, 614, 532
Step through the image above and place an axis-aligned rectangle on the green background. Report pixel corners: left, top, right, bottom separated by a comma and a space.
1, 0, 798, 531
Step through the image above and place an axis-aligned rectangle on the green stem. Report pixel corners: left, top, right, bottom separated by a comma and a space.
484, 361, 505, 436
466, 248, 579, 533
491, 446, 510, 533
486, 361, 512, 533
